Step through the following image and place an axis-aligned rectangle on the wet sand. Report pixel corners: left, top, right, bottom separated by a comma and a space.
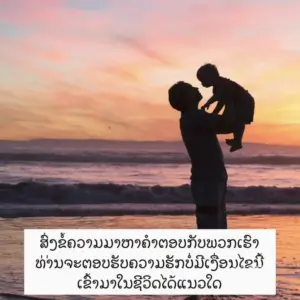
0, 215, 299, 299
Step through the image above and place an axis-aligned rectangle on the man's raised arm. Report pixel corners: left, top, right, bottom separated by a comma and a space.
206, 95, 218, 106
190, 109, 222, 129
190, 109, 231, 134
202, 95, 218, 110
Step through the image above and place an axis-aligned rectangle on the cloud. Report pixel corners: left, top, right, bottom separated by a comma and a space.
113, 34, 177, 67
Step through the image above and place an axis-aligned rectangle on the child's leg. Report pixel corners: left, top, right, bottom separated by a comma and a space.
233, 123, 245, 144
229, 123, 245, 152
225, 123, 244, 144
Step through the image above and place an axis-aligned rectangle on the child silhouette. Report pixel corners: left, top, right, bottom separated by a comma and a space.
197, 63, 255, 152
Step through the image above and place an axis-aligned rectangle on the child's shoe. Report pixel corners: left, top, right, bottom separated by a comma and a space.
229, 141, 243, 152
225, 138, 234, 146
226, 139, 243, 152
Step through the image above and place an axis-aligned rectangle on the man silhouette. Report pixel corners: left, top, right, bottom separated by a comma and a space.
169, 81, 229, 300
168, 81, 229, 230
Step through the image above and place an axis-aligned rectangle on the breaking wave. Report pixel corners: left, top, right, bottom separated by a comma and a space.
0, 152, 300, 165
1, 182, 300, 218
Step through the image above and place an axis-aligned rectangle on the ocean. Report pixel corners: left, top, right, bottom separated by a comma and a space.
0, 139, 300, 187
0, 139, 299, 217
0, 139, 300, 299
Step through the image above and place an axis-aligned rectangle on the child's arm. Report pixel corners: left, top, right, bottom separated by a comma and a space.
202, 95, 218, 109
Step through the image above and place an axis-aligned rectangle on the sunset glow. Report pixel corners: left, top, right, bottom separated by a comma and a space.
1, 0, 300, 145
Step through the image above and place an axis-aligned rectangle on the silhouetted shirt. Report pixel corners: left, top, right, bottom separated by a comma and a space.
180, 109, 227, 182
213, 77, 254, 123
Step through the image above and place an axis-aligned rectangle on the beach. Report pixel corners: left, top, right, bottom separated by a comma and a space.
1, 215, 300, 299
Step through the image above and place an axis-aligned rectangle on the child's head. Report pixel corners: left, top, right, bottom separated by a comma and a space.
196, 63, 219, 87
168, 81, 203, 112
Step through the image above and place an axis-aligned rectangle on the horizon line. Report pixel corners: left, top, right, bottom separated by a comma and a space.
0, 138, 298, 148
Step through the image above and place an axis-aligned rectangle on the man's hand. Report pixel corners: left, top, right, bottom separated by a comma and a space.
201, 102, 210, 110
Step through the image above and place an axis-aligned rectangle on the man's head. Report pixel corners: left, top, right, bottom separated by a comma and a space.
196, 63, 219, 87
168, 81, 203, 112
